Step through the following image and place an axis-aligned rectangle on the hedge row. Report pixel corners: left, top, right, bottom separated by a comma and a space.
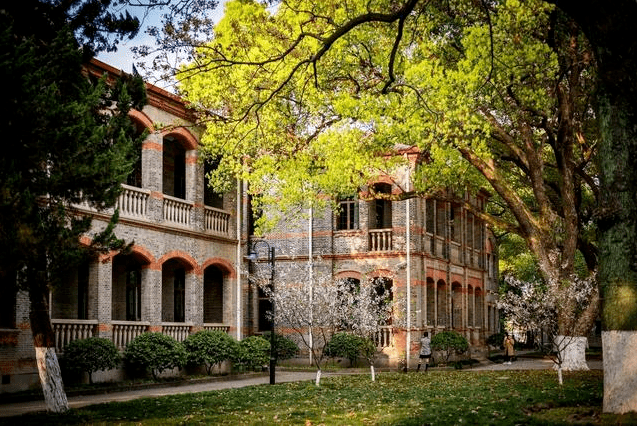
61, 331, 299, 382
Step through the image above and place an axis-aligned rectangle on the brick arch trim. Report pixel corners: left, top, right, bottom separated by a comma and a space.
162, 127, 198, 151
334, 270, 364, 281
368, 269, 395, 279
129, 109, 154, 130
202, 258, 236, 279
93, 242, 156, 266
156, 250, 201, 275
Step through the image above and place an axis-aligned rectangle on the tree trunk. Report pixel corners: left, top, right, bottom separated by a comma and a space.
370, 364, 376, 382
541, 0, 637, 414
602, 331, 637, 413
555, 336, 589, 371
30, 281, 69, 413
315, 369, 322, 386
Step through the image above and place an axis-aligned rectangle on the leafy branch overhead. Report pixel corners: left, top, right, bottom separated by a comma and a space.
147, 0, 600, 367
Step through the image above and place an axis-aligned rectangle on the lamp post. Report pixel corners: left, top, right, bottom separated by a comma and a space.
247, 240, 276, 385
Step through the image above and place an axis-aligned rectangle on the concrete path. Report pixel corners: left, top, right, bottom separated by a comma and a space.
0, 357, 603, 418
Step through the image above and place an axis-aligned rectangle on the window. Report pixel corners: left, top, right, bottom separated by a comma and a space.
369, 183, 392, 229
126, 269, 141, 321
258, 286, 272, 332
450, 203, 462, 242
163, 136, 186, 199
174, 268, 185, 323
337, 197, 358, 230
204, 157, 224, 209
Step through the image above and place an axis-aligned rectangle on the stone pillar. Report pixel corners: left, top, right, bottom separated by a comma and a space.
95, 257, 113, 339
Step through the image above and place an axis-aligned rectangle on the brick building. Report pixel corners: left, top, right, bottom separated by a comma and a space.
0, 60, 499, 393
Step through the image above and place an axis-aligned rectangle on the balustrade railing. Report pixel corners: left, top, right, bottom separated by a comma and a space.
369, 229, 392, 252
51, 319, 98, 352
204, 207, 230, 235
163, 196, 193, 226
203, 324, 231, 333
162, 323, 192, 342
117, 184, 150, 219
374, 326, 394, 348
112, 321, 150, 349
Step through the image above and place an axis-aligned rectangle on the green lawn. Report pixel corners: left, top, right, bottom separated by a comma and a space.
4, 370, 637, 425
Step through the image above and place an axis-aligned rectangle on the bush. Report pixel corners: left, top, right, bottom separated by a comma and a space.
487, 332, 506, 349
273, 334, 299, 360
124, 332, 187, 379
61, 337, 121, 384
324, 332, 375, 367
183, 330, 238, 375
231, 335, 271, 372
431, 331, 469, 364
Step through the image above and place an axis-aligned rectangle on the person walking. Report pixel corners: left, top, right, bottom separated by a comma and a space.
503, 333, 515, 365
416, 332, 432, 372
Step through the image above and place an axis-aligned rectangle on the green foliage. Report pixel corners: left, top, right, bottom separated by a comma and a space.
231, 335, 271, 372
61, 337, 120, 384
431, 331, 469, 364
324, 332, 375, 367
9, 371, 622, 426
124, 333, 187, 380
0, 1, 147, 293
487, 333, 506, 349
182, 330, 238, 375
273, 334, 299, 360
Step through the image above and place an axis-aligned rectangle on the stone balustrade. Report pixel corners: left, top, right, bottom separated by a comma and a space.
369, 229, 393, 252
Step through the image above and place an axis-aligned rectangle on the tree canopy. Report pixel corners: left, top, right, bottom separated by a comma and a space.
156, 0, 601, 370
1, 0, 147, 412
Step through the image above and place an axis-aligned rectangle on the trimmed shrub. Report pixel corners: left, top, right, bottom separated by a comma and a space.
124, 332, 187, 379
232, 335, 270, 372
183, 330, 238, 374
61, 337, 120, 384
431, 331, 469, 364
487, 332, 506, 349
273, 334, 299, 360
325, 332, 375, 367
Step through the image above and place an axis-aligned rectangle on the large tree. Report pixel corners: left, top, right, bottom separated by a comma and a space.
0, 0, 145, 412
141, 0, 637, 412
541, 0, 637, 414
161, 0, 599, 369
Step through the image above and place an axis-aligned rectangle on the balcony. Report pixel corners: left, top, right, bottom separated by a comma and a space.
369, 229, 392, 252
117, 184, 150, 219
51, 319, 232, 352
204, 206, 230, 235
163, 195, 193, 226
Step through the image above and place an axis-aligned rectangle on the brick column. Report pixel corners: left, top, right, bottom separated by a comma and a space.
94, 257, 113, 339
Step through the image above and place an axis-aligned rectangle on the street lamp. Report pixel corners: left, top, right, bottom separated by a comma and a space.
246, 240, 276, 385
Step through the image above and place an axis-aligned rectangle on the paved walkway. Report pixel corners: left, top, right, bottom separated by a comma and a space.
0, 356, 603, 418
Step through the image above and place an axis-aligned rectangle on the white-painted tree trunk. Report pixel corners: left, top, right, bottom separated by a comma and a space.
315, 369, 322, 386
602, 331, 637, 414
35, 346, 69, 413
555, 336, 589, 371
556, 366, 563, 385
370, 365, 376, 382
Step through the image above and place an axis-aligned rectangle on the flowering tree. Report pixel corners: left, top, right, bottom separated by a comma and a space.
344, 277, 393, 381
250, 260, 392, 385
497, 274, 598, 384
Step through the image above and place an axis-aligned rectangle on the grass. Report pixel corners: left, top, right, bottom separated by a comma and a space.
3, 370, 637, 425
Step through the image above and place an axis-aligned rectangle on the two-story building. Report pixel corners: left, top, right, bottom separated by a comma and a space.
0, 60, 499, 394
